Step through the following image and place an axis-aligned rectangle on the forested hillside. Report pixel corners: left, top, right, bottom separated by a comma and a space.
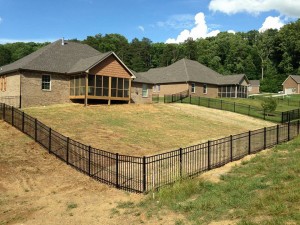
0, 19, 299, 92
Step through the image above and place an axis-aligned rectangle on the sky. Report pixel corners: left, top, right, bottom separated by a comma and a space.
0, 0, 299, 44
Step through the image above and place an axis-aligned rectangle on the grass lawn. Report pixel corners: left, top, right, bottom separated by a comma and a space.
23, 103, 274, 156
119, 137, 300, 225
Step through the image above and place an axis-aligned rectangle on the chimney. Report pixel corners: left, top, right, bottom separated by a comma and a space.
62, 37, 65, 46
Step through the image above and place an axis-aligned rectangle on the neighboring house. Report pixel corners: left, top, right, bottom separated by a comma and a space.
131, 58, 249, 103
0, 39, 135, 108
248, 80, 260, 95
282, 75, 300, 94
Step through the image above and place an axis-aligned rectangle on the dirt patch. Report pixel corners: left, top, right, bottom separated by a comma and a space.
0, 121, 184, 225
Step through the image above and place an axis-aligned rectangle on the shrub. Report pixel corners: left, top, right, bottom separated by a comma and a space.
261, 97, 277, 115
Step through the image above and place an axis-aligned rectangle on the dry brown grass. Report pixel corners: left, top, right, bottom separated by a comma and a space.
24, 103, 274, 156
0, 121, 186, 225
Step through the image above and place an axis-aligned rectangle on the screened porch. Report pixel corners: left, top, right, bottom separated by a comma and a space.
69, 74, 131, 104
218, 85, 248, 98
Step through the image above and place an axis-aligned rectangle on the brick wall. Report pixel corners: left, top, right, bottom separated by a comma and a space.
21, 72, 71, 108
90, 55, 132, 79
283, 77, 298, 94
0, 72, 21, 107
155, 83, 189, 97
131, 82, 153, 104
189, 82, 219, 98
248, 86, 260, 94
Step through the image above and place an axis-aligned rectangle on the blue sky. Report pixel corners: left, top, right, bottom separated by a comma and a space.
0, 0, 299, 44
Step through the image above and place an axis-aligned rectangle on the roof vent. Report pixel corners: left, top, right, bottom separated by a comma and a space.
62, 37, 65, 46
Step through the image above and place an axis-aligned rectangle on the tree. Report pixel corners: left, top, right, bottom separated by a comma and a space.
261, 97, 277, 115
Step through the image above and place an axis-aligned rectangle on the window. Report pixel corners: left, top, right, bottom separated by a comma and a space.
0, 76, 7, 92
42, 75, 51, 91
191, 83, 195, 93
70, 75, 85, 96
142, 84, 148, 97
203, 84, 207, 94
153, 84, 160, 92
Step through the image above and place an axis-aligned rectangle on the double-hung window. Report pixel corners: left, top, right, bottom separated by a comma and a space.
142, 84, 148, 97
42, 75, 51, 91
191, 83, 195, 93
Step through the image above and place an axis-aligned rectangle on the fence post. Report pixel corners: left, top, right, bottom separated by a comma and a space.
88, 146, 91, 176
248, 131, 251, 154
66, 137, 70, 165
281, 112, 284, 123
142, 156, 146, 192
171, 94, 173, 103
198, 96, 200, 106
230, 135, 233, 162
22, 111, 25, 132
207, 141, 211, 170
234, 102, 236, 112
248, 105, 250, 116
264, 127, 267, 149
2, 104, 5, 121
179, 148, 183, 178
34, 118, 37, 142
298, 120, 300, 135
116, 153, 119, 188
180, 94, 183, 103
164, 95, 166, 103
276, 124, 279, 144
48, 128, 52, 153
11, 107, 14, 126
288, 122, 290, 141
263, 109, 266, 120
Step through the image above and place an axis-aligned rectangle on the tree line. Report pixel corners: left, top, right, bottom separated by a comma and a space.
0, 19, 299, 93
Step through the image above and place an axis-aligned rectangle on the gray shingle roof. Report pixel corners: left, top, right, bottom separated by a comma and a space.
249, 80, 260, 86
133, 58, 248, 85
290, 75, 300, 83
0, 40, 135, 78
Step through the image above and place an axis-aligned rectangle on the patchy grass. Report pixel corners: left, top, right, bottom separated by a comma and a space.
126, 137, 300, 224
23, 103, 273, 156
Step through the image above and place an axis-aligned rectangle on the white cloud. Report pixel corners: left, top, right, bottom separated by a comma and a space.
259, 16, 284, 32
209, 0, 300, 17
227, 30, 236, 34
0, 38, 56, 44
157, 14, 195, 30
166, 12, 221, 44
138, 26, 145, 32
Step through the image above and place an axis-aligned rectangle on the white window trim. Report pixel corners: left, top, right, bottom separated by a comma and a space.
191, 83, 196, 93
153, 84, 160, 93
42, 74, 52, 91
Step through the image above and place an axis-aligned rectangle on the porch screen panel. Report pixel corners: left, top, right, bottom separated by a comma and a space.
88, 75, 95, 95
118, 78, 124, 97
103, 76, 109, 96
95, 76, 103, 96
124, 79, 129, 97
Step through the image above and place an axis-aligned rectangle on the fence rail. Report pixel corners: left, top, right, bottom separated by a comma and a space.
0, 102, 299, 193
164, 90, 189, 103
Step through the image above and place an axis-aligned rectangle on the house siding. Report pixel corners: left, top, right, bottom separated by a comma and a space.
131, 82, 153, 104
21, 72, 71, 108
189, 82, 219, 98
89, 55, 132, 79
155, 83, 189, 97
0, 72, 21, 107
283, 77, 298, 94
248, 86, 260, 94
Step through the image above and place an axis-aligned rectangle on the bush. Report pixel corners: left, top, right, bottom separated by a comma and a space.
261, 97, 277, 115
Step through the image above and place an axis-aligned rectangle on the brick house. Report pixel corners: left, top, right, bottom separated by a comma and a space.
0, 39, 135, 108
248, 80, 260, 95
131, 58, 249, 102
282, 75, 300, 94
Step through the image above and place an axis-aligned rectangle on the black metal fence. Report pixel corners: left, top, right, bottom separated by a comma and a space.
1, 102, 299, 193
165, 95, 300, 123
164, 90, 189, 103
152, 94, 160, 103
